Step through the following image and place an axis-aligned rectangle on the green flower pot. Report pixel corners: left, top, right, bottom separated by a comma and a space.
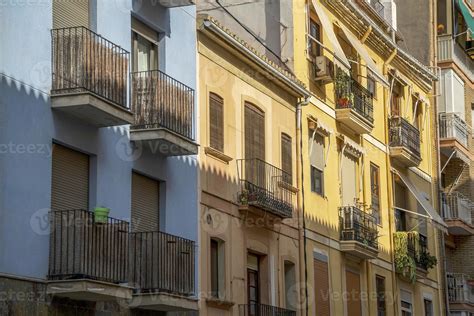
94, 207, 110, 224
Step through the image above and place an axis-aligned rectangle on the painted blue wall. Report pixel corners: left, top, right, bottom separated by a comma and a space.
0, 0, 198, 292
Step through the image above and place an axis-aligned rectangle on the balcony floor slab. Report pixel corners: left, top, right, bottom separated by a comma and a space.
130, 128, 198, 156
51, 92, 134, 127
389, 147, 421, 167
340, 240, 378, 260
335, 108, 373, 134
446, 219, 474, 236
46, 279, 133, 301
129, 292, 198, 311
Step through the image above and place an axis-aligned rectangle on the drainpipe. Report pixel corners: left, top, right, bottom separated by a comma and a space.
296, 96, 310, 316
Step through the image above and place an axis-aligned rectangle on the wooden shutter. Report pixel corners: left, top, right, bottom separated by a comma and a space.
281, 133, 292, 182
209, 93, 224, 152
245, 103, 265, 161
51, 144, 89, 211
131, 172, 159, 232
345, 270, 362, 316
313, 255, 330, 316
341, 152, 357, 206
53, 0, 89, 29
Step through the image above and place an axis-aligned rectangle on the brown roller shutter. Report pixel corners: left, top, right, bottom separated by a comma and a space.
281, 133, 292, 183
209, 93, 224, 152
245, 102, 265, 161
51, 144, 89, 211
131, 172, 159, 232
345, 270, 362, 316
313, 256, 330, 316
53, 0, 89, 29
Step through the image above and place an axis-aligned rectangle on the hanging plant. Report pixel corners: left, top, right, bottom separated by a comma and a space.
394, 231, 419, 283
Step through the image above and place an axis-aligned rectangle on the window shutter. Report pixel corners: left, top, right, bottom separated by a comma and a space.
309, 132, 325, 169
209, 93, 224, 152
313, 256, 330, 316
345, 270, 362, 316
341, 152, 357, 206
131, 172, 159, 232
244, 103, 265, 161
281, 133, 292, 183
53, 0, 89, 29
51, 144, 89, 211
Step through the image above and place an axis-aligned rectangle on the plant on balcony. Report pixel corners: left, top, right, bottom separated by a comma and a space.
335, 69, 354, 108
394, 231, 419, 283
418, 251, 437, 270
93, 207, 110, 224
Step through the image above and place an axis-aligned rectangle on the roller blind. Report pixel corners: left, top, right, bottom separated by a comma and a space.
51, 144, 89, 211
342, 152, 357, 206
310, 132, 325, 170
345, 270, 362, 316
209, 93, 224, 152
131, 172, 159, 232
52, 0, 89, 29
281, 133, 292, 182
313, 256, 330, 316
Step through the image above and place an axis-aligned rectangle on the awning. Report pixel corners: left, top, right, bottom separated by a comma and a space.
340, 24, 389, 87
311, 0, 351, 70
457, 0, 474, 38
392, 168, 448, 232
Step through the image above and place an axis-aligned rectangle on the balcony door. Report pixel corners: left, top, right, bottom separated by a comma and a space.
131, 172, 159, 232
244, 103, 265, 188
345, 270, 362, 316
131, 18, 158, 73
341, 152, 357, 206
52, 0, 89, 29
247, 253, 260, 315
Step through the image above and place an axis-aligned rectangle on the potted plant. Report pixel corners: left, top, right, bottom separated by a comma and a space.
394, 231, 419, 283
94, 207, 110, 224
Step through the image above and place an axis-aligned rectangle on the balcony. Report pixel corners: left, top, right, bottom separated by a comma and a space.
237, 159, 295, 219
439, 112, 472, 161
389, 116, 421, 167
130, 70, 198, 156
47, 210, 132, 301
447, 273, 474, 311
339, 206, 378, 259
51, 27, 133, 127
438, 34, 474, 79
157, 0, 195, 7
442, 192, 474, 235
129, 231, 197, 311
334, 68, 374, 134
239, 304, 296, 316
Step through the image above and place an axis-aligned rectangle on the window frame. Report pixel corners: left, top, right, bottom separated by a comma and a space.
308, 17, 322, 58
423, 298, 433, 316
281, 133, 293, 184
367, 71, 377, 99
370, 163, 381, 225
375, 275, 386, 316
209, 92, 225, 153
210, 238, 225, 299
311, 165, 324, 196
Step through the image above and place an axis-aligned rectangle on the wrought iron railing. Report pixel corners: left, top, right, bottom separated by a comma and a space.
447, 273, 474, 304
339, 206, 378, 250
237, 159, 294, 218
439, 112, 470, 147
334, 67, 374, 123
51, 27, 129, 108
48, 209, 129, 283
131, 70, 195, 140
129, 230, 195, 296
441, 191, 474, 225
239, 304, 296, 316
406, 233, 429, 271
389, 116, 421, 158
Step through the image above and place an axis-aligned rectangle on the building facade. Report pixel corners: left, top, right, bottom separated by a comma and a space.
0, 0, 199, 314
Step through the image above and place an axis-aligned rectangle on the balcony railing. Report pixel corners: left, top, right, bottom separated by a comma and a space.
447, 273, 474, 304
239, 304, 296, 316
407, 233, 429, 271
334, 67, 374, 123
129, 230, 195, 296
51, 27, 129, 107
439, 112, 470, 147
48, 209, 129, 284
438, 34, 474, 80
237, 159, 294, 218
389, 116, 421, 158
131, 70, 195, 140
442, 191, 474, 225
339, 206, 378, 250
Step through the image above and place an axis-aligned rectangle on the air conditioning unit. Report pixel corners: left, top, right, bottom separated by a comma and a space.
313, 56, 334, 83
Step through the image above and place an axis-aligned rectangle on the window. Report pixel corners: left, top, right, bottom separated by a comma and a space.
131, 18, 159, 72
210, 238, 225, 299
284, 261, 297, 311
413, 97, 423, 132
313, 252, 331, 316
424, 299, 433, 316
281, 134, 293, 184
370, 163, 381, 224
376, 275, 386, 316
391, 81, 403, 117
209, 93, 224, 152
247, 253, 260, 314
341, 152, 358, 206
309, 132, 325, 196
245, 103, 265, 161
308, 18, 322, 57
400, 290, 413, 316
367, 72, 377, 99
